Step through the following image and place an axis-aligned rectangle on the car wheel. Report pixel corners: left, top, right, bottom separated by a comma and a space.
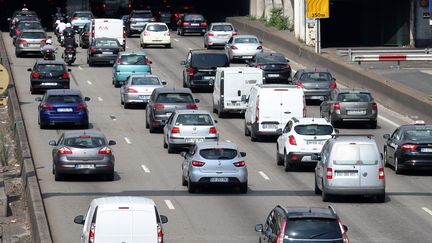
331, 119, 340, 128
284, 151, 292, 172
114, 81, 121, 88
54, 171, 63, 181
394, 156, 403, 174
321, 183, 331, 202
314, 176, 321, 194
30, 86, 36, 95
81, 123, 89, 129
15, 51, 21, 58
276, 145, 283, 166
376, 193, 385, 203
182, 77, 187, 88
145, 112, 150, 129
212, 98, 218, 114
244, 122, 251, 136
165, 44, 171, 48
188, 177, 197, 193
142, 44, 147, 48
239, 182, 248, 194
52, 164, 55, 175
250, 127, 258, 142
182, 174, 187, 186
167, 143, 175, 154
163, 136, 168, 148
120, 98, 124, 105
218, 103, 226, 118
39, 123, 47, 129
123, 102, 129, 109
383, 149, 389, 167
320, 108, 324, 118
369, 120, 377, 129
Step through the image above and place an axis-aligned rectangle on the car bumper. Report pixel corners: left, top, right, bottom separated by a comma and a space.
142, 37, 171, 45
189, 78, 215, 88
396, 155, 432, 170
332, 113, 377, 122
287, 152, 320, 163
207, 37, 230, 46
189, 171, 248, 184
182, 27, 206, 33
114, 71, 151, 83
124, 94, 151, 104
89, 54, 117, 64
221, 102, 247, 113
40, 113, 88, 126
304, 90, 332, 100
55, 162, 114, 175
251, 122, 283, 136
16, 46, 42, 54
31, 80, 69, 91
231, 50, 262, 59
263, 71, 291, 83
168, 136, 219, 147
324, 187, 385, 196
129, 24, 146, 33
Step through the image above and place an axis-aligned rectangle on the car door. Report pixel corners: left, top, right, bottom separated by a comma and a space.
164, 112, 175, 140
277, 120, 292, 154
185, 52, 192, 85
387, 128, 401, 165
224, 37, 234, 58
261, 209, 275, 243
245, 88, 256, 126
321, 90, 337, 117
316, 141, 329, 189
184, 145, 197, 179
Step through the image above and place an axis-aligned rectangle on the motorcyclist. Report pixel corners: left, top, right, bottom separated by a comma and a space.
56, 21, 67, 36
41, 39, 56, 60
63, 23, 75, 37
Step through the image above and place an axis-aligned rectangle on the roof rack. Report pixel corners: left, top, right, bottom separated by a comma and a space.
331, 134, 374, 139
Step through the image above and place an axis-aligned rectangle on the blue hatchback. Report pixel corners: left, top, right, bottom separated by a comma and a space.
36, 89, 90, 129
112, 52, 152, 87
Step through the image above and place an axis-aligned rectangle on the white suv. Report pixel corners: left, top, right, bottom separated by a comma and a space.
276, 117, 335, 171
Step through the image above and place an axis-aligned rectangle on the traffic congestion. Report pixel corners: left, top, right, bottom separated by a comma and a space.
4, 3, 432, 243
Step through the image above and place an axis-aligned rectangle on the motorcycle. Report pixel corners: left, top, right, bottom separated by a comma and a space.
57, 33, 64, 46
63, 47, 76, 66
42, 49, 55, 60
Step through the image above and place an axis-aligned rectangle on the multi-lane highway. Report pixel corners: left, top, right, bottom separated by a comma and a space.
4, 31, 432, 242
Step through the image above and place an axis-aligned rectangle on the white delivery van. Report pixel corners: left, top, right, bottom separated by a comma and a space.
212, 67, 263, 118
244, 84, 306, 141
90, 18, 126, 49
74, 197, 168, 243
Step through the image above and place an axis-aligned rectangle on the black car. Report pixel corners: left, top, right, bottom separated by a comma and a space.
176, 14, 207, 36
87, 38, 123, 66
12, 20, 43, 41
79, 23, 90, 48
126, 10, 156, 36
383, 122, 432, 174
248, 52, 291, 83
181, 49, 229, 91
255, 206, 349, 243
157, 11, 172, 28
8, 9, 38, 36
28, 60, 71, 94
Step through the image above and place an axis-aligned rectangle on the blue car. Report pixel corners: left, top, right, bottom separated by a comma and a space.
36, 89, 90, 129
112, 52, 152, 87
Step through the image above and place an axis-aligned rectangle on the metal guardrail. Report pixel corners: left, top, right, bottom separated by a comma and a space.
337, 48, 430, 56
351, 53, 432, 69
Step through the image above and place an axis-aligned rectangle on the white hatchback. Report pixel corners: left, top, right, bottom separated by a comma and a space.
140, 22, 171, 48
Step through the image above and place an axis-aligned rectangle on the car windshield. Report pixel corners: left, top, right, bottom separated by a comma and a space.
133, 13, 153, 18
191, 53, 228, 68
17, 22, 42, 29
234, 37, 259, 44
147, 24, 168, 32
94, 39, 120, 47
284, 218, 342, 241
74, 12, 92, 18
21, 32, 46, 39
46, 95, 82, 104
404, 128, 432, 141
120, 55, 147, 65
175, 114, 213, 126
16, 16, 38, 22
337, 93, 372, 102
184, 14, 204, 21
212, 25, 233, 31
332, 144, 378, 165
299, 72, 333, 82
35, 64, 65, 72
199, 148, 238, 160
131, 77, 160, 85
294, 125, 333, 136
64, 136, 105, 148
156, 93, 194, 103
256, 54, 287, 64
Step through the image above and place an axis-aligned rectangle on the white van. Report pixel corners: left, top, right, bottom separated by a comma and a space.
90, 18, 125, 49
244, 84, 306, 141
74, 197, 168, 243
212, 67, 263, 118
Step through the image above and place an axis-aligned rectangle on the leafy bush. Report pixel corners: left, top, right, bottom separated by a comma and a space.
267, 8, 291, 30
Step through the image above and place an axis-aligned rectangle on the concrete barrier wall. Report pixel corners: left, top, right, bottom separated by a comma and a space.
228, 17, 432, 121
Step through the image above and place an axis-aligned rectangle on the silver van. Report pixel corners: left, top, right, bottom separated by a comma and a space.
313, 134, 385, 203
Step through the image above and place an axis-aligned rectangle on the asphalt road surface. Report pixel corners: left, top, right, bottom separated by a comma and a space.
4, 31, 432, 243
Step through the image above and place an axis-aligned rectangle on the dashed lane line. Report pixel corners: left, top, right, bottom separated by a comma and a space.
141, 165, 150, 173
165, 200, 175, 210
422, 207, 432, 216
97, 96, 103, 101
87, 80, 92, 85
258, 171, 270, 180
124, 137, 132, 144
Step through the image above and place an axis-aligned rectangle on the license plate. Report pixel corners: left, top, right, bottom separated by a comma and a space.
307, 140, 324, 145
203, 76, 214, 80
268, 74, 280, 78
138, 95, 149, 100
347, 110, 366, 115
152, 39, 163, 42
41, 82, 57, 86
421, 148, 432, 152
262, 124, 278, 129
210, 177, 228, 183
227, 102, 241, 106
186, 138, 204, 143
242, 56, 253, 59
75, 164, 94, 169
335, 171, 358, 177
30, 44, 40, 47
57, 108, 73, 112
310, 96, 324, 100
191, 23, 199, 26
102, 52, 113, 54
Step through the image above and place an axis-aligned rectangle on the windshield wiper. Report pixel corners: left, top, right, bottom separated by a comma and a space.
309, 231, 331, 239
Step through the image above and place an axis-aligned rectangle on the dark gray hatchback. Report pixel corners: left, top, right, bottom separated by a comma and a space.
292, 68, 337, 101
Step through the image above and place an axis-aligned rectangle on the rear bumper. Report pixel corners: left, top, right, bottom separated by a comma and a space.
332, 113, 377, 122
142, 37, 171, 45
40, 113, 88, 126
207, 37, 230, 46
231, 50, 262, 59
89, 54, 117, 64
263, 70, 291, 83
182, 27, 206, 33
16, 46, 42, 54
55, 163, 114, 175
324, 187, 385, 196
397, 156, 432, 170
287, 152, 319, 163
189, 171, 248, 184
124, 94, 151, 104
189, 78, 214, 88
31, 80, 69, 91
251, 122, 282, 136
168, 136, 219, 147
304, 90, 332, 100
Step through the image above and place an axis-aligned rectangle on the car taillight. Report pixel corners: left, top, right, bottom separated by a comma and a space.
118, 47, 123, 52
200, 22, 207, 27
70, 17, 78, 21
15, 29, 20, 35
98, 147, 112, 154
233, 161, 246, 167
332, 102, 341, 110
85, 31, 89, 36
186, 103, 197, 109
90, 48, 96, 54
154, 103, 165, 109
256, 96, 259, 121
329, 82, 337, 89
256, 64, 266, 69
42, 103, 53, 110
326, 168, 333, 179
378, 167, 385, 180
127, 87, 138, 93
182, 22, 190, 26
189, 67, 195, 76
289, 135, 297, 145
209, 127, 217, 134
171, 127, 180, 134
295, 81, 305, 88
32, 72, 40, 79
372, 102, 377, 112
231, 45, 238, 49
117, 58, 122, 64
157, 223, 163, 243
57, 147, 72, 154
143, 31, 150, 36
338, 220, 349, 243
283, 64, 291, 70
164, 32, 170, 36
151, 17, 156, 21
207, 32, 214, 36
102, 3, 107, 9
232, 32, 237, 36
40, 39, 47, 45
76, 103, 87, 110
257, 45, 263, 50
191, 160, 205, 167
130, 18, 136, 22
401, 144, 417, 151
89, 223, 95, 243
146, 56, 150, 65
62, 72, 69, 79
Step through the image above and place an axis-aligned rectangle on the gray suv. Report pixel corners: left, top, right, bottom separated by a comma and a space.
313, 134, 385, 203
146, 87, 199, 133
320, 88, 378, 128
292, 68, 336, 101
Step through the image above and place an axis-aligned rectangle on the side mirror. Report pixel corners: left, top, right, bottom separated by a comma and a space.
180, 60, 187, 65
383, 134, 390, 140
213, 119, 218, 124
27, 68, 32, 72
73, 215, 85, 225
160, 215, 168, 224
259, 40, 263, 44
240, 152, 247, 157
84, 97, 91, 101
162, 81, 167, 85
255, 224, 263, 232
149, 60, 153, 64
276, 128, 283, 135
343, 225, 348, 232
180, 151, 187, 158
311, 154, 321, 161
237, 90, 241, 96
241, 95, 247, 102
68, 68, 72, 72
108, 140, 116, 146
48, 140, 57, 146
35, 97, 42, 102
194, 98, 200, 103
334, 128, 339, 134
286, 58, 290, 63
332, 78, 336, 81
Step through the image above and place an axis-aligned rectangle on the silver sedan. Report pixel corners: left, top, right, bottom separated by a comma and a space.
224, 35, 263, 61
163, 109, 219, 153
181, 141, 248, 193
204, 22, 236, 49
120, 74, 166, 108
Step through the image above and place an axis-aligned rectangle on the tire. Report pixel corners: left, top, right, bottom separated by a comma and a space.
114, 81, 121, 88
250, 127, 258, 142
39, 123, 47, 129
165, 44, 171, 48
276, 146, 284, 166
331, 120, 340, 128
369, 120, 377, 129
167, 143, 175, 154
30, 85, 36, 95
244, 122, 251, 136
314, 176, 321, 195
81, 123, 89, 129
182, 77, 187, 88
182, 174, 187, 186
394, 156, 403, 174
120, 98, 124, 105
188, 177, 197, 193
142, 44, 147, 48
284, 151, 292, 172
105, 173, 115, 181
218, 103, 226, 118
376, 193, 385, 203
322, 190, 331, 202
54, 171, 63, 181
204, 42, 208, 48
239, 182, 248, 194
123, 102, 129, 109
146, 114, 150, 129
383, 149, 389, 167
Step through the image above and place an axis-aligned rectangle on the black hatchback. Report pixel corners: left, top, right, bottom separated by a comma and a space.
177, 14, 207, 36
248, 52, 291, 84
28, 60, 71, 94
87, 38, 123, 66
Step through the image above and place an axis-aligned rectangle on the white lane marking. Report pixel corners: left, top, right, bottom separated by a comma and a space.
173, 38, 179, 42
378, 115, 400, 128
188, 48, 192, 50
165, 200, 175, 210
422, 207, 432, 216
78, 66, 83, 70
420, 70, 432, 75
87, 80, 92, 85
124, 137, 132, 144
97, 96, 103, 101
258, 171, 270, 180
141, 164, 150, 173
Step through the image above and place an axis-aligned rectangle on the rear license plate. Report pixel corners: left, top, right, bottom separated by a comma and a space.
335, 171, 358, 177
310, 96, 324, 100
102, 52, 113, 54
186, 138, 204, 143
268, 74, 280, 78
307, 140, 324, 145
347, 110, 366, 115
75, 164, 94, 169
242, 56, 253, 59
138, 95, 149, 100
57, 108, 73, 112
210, 177, 228, 183
227, 102, 241, 106
30, 44, 40, 47
191, 23, 199, 26
41, 82, 58, 86
262, 124, 278, 129
421, 148, 432, 152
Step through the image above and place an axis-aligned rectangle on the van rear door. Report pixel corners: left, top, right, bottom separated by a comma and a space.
329, 143, 361, 188
358, 144, 383, 188
223, 72, 247, 108
258, 89, 282, 130
280, 88, 305, 128
95, 19, 124, 46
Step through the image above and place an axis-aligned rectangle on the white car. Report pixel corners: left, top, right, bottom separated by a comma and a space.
204, 22, 236, 49
276, 117, 335, 171
140, 22, 171, 48
120, 74, 166, 109
224, 35, 263, 61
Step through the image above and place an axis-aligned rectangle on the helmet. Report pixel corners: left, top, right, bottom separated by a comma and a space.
55, 20, 60, 24
46, 39, 52, 45
66, 23, 71, 28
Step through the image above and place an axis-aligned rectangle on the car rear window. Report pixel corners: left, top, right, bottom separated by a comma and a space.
191, 53, 228, 68
184, 14, 204, 21
284, 218, 342, 241
299, 72, 333, 82
73, 12, 92, 18
17, 22, 42, 29
404, 128, 432, 141
160, 12, 171, 17
212, 25, 233, 31
256, 54, 287, 64
36, 64, 65, 72
147, 24, 168, 32
120, 55, 147, 65
132, 13, 153, 18
294, 125, 333, 136
94, 39, 120, 47
131, 77, 160, 85
16, 16, 38, 21
199, 148, 238, 160
64, 136, 105, 148
332, 144, 379, 165
175, 114, 213, 126
46, 95, 82, 104
156, 93, 194, 103
234, 37, 259, 44
337, 93, 372, 102
20, 32, 46, 39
